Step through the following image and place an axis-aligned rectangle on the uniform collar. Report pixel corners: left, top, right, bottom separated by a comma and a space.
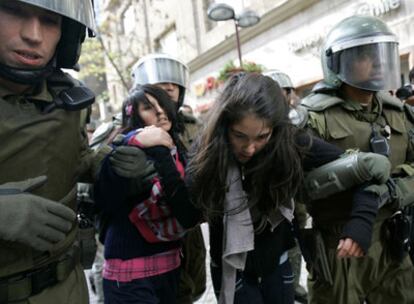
342, 98, 368, 111
0, 83, 15, 98
342, 95, 382, 123
0, 80, 53, 102
341, 96, 380, 113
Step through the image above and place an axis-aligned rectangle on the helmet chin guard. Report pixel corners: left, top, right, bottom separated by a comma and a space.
0, 58, 55, 85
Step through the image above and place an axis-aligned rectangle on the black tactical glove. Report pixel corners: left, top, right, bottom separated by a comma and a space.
0, 176, 76, 251
110, 145, 155, 178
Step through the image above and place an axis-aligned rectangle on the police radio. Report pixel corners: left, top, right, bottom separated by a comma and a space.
76, 183, 97, 269
370, 126, 390, 157
55, 86, 95, 111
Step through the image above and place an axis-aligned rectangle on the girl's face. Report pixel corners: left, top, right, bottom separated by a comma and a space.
228, 113, 272, 164
138, 93, 172, 131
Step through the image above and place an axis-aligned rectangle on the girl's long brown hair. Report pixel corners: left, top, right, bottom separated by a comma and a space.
187, 73, 304, 220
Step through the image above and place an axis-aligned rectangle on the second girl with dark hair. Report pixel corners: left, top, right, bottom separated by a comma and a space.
94, 84, 200, 304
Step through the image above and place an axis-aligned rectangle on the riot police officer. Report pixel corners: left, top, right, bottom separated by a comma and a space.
302, 15, 414, 303
132, 53, 202, 150
132, 53, 206, 303
0, 0, 96, 303
265, 69, 298, 106
265, 69, 308, 127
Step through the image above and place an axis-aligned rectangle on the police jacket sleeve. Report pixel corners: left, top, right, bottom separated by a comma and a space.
144, 146, 202, 229
341, 185, 379, 253
78, 125, 96, 182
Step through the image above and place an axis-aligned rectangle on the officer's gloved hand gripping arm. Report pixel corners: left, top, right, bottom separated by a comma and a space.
359, 105, 414, 211
305, 151, 391, 256
108, 134, 156, 197
362, 164, 414, 210
0, 176, 76, 252
110, 145, 151, 178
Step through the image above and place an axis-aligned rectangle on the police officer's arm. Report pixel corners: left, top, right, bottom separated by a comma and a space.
306, 111, 329, 140
304, 151, 391, 200
109, 127, 170, 179
80, 131, 100, 182
93, 134, 148, 215
94, 142, 155, 216
388, 105, 414, 208
365, 106, 414, 209
94, 128, 175, 215
91, 143, 113, 179
76, 107, 97, 182
0, 176, 76, 251
299, 133, 388, 255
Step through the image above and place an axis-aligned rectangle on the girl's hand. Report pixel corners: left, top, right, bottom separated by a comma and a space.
135, 126, 174, 149
336, 238, 364, 258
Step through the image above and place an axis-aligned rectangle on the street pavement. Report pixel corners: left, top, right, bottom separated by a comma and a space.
86, 223, 308, 303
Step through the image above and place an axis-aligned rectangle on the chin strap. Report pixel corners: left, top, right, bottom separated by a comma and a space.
0, 59, 55, 85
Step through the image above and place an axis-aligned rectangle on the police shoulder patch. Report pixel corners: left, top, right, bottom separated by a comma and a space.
377, 91, 404, 111
301, 93, 344, 112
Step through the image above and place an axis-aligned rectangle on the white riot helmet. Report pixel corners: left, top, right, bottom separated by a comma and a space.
0, 0, 96, 84
264, 70, 294, 89
322, 15, 400, 91
131, 53, 189, 106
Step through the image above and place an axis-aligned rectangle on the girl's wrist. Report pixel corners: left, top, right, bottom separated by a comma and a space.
127, 128, 145, 148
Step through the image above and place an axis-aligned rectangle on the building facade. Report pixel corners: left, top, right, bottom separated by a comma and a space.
99, 0, 414, 113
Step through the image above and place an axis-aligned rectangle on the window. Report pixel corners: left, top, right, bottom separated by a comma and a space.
123, 6, 136, 35
203, 0, 215, 32
155, 26, 178, 55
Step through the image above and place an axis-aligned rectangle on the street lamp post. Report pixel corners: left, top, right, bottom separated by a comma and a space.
234, 20, 242, 67
207, 3, 260, 68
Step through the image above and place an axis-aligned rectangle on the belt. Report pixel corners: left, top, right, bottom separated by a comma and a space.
0, 246, 79, 303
